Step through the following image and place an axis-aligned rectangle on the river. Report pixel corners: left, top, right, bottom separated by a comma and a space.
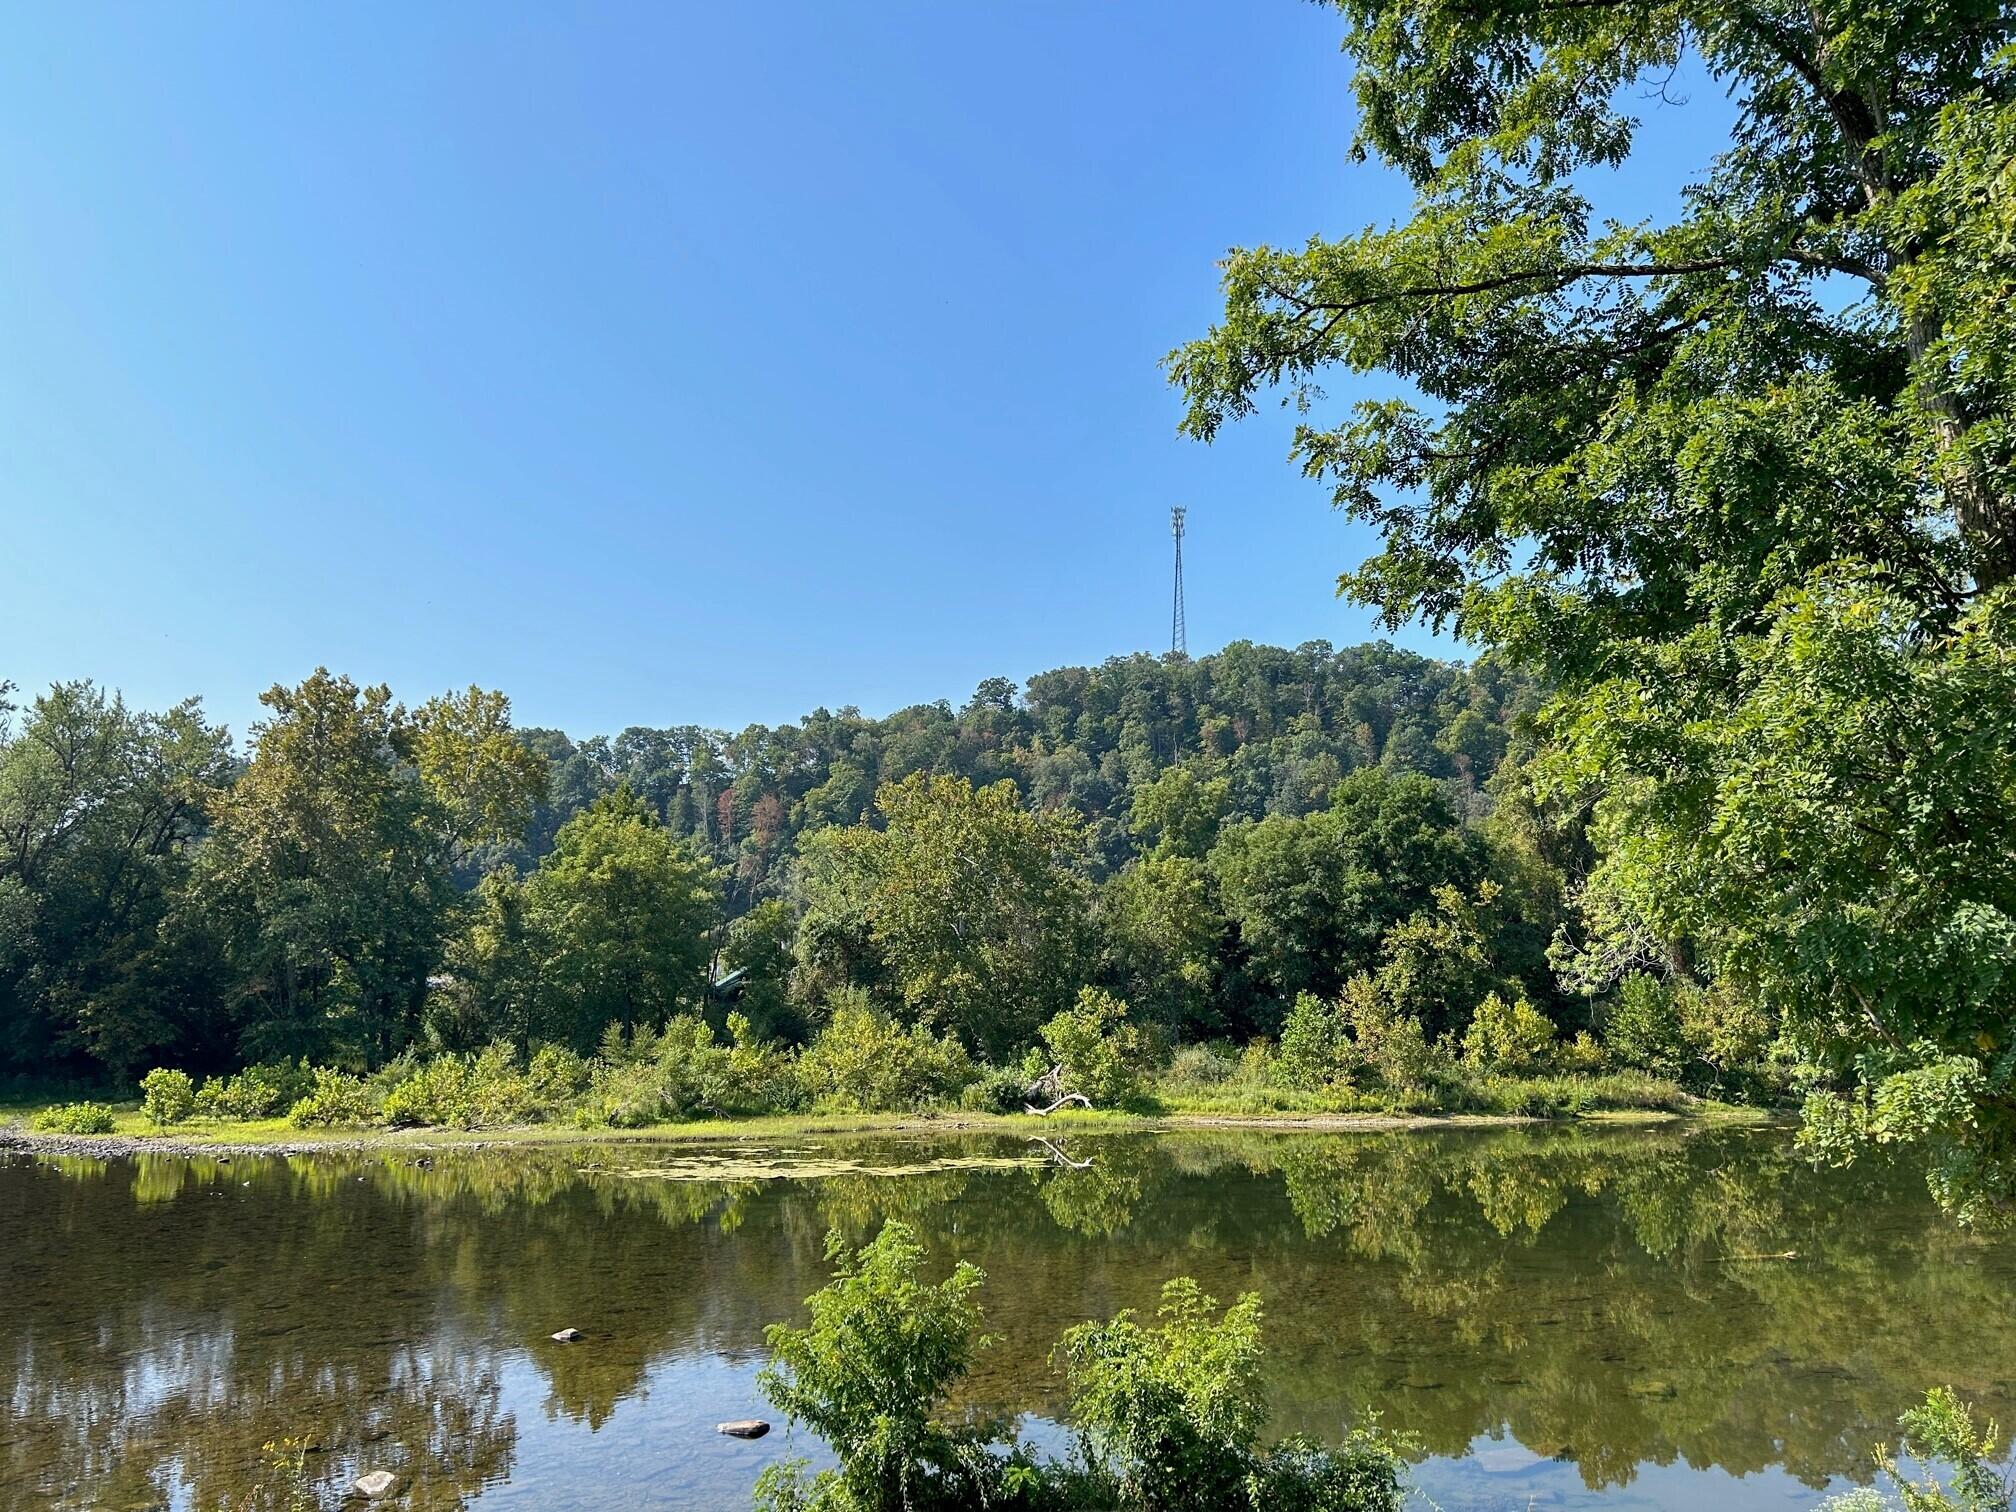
3, 1124, 2011, 1509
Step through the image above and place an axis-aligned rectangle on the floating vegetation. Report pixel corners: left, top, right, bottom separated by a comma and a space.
592, 1149, 1048, 1182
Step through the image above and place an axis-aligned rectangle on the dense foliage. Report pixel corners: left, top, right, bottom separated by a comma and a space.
0, 637, 1829, 1143
1170, 0, 2016, 1216
752, 1221, 1410, 1512
1, 644, 1572, 1082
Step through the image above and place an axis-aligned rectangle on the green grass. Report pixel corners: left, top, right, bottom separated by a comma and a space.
0, 1070, 1776, 1149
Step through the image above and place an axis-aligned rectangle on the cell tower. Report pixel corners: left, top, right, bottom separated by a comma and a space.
1170, 506, 1188, 658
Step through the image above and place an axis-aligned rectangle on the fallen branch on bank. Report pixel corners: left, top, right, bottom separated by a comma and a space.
1024, 1092, 1093, 1117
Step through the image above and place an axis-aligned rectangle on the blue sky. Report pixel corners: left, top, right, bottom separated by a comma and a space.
0, 3, 1728, 742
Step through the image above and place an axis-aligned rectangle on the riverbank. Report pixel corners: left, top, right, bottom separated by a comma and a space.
0, 1098, 1780, 1160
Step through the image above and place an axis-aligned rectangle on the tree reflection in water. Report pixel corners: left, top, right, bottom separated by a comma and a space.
2, 1126, 2011, 1509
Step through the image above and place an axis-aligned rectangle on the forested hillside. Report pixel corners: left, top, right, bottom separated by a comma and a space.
506, 640, 1536, 899
1, 640, 1582, 1085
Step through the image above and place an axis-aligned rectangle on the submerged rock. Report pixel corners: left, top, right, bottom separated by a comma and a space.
717, 1419, 770, 1439
354, 1470, 398, 1498
551, 1327, 584, 1342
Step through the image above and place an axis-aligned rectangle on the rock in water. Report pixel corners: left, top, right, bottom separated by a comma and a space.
354, 1470, 398, 1498
717, 1419, 770, 1439
550, 1327, 583, 1343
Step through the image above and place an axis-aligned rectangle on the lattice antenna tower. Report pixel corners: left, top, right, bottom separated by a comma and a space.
1170, 506, 1188, 658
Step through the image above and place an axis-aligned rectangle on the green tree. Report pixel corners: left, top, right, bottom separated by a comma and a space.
0, 681, 232, 1076
520, 787, 722, 1050
1169, 0, 2016, 1215
1097, 853, 1227, 1038
721, 898, 801, 1043
1037, 986, 1147, 1106
1209, 769, 1484, 1008
198, 670, 453, 1065
1372, 881, 1514, 1040
1129, 767, 1232, 860
795, 774, 1091, 1059
411, 685, 551, 870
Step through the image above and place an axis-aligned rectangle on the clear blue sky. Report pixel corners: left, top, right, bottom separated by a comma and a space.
0, 2, 1727, 743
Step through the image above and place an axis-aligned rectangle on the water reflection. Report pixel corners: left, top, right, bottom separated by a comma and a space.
2, 1126, 2012, 1510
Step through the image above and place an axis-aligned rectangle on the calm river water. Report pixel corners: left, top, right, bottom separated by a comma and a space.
3, 1124, 2012, 1510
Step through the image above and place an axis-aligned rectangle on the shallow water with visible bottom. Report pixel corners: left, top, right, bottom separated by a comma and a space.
3, 1124, 2013, 1510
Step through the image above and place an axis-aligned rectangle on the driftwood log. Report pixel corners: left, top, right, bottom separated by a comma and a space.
1022, 1064, 1091, 1115
1024, 1092, 1093, 1115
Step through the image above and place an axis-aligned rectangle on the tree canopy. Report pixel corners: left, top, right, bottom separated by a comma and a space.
1169, 0, 2016, 1214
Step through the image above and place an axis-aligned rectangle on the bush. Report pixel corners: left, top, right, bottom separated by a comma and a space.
1559, 1031, 1607, 1074
1819, 1386, 2013, 1512
1678, 983, 1775, 1084
194, 1062, 312, 1121
1059, 1277, 1410, 1512
1461, 992, 1558, 1074
286, 1068, 379, 1128
1058, 1277, 1270, 1510
527, 1042, 591, 1109
958, 1066, 1032, 1114
794, 997, 977, 1113
1604, 973, 1686, 1074
755, 1221, 1408, 1512
381, 1041, 538, 1129
33, 1101, 117, 1135
577, 1014, 799, 1127
139, 1068, 196, 1127
1453, 1070, 1688, 1117
756, 1223, 1020, 1511
1336, 975, 1439, 1093
1037, 986, 1146, 1106
1162, 1043, 1238, 1093
1277, 994, 1340, 1091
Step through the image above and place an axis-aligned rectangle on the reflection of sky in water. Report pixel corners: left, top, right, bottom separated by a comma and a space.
1418, 1433, 1854, 1510
434, 1357, 1888, 1511
5, 1128, 2015, 1510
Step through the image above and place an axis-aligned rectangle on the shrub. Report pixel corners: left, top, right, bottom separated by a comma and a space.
286, 1068, 379, 1128
754, 1222, 1408, 1512
1059, 1277, 1410, 1512
1820, 1386, 2012, 1512
794, 997, 976, 1113
1461, 992, 1558, 1074
194, 1062, 312, 1121
577, 1014, 799, 1127
527, 1042, 589, 1105
1277, 993, 1357, 1091
1678, 983, 1775, 1081
139, 1068, 196, 1127
1604, 973, 1686, 1074
1336, 975, 1438, 1093
575, 1058, 664, 1129
1161, 1043, 1238, 1093
755, 1222, 1017, 1512
381, 1042, 538, 1129
1238, 1039, 1279, 1085
714, 1013, 802, 1114
1058, 1277, 1270, 1510
958, 1066, 1031, 1114
1037, 986, 1146, 1106
1453, 1070, 1687, 1117
33, 1101, 117, 1135
1249, 1430, 1419, 1512
1559, 1031, 1607, 1074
